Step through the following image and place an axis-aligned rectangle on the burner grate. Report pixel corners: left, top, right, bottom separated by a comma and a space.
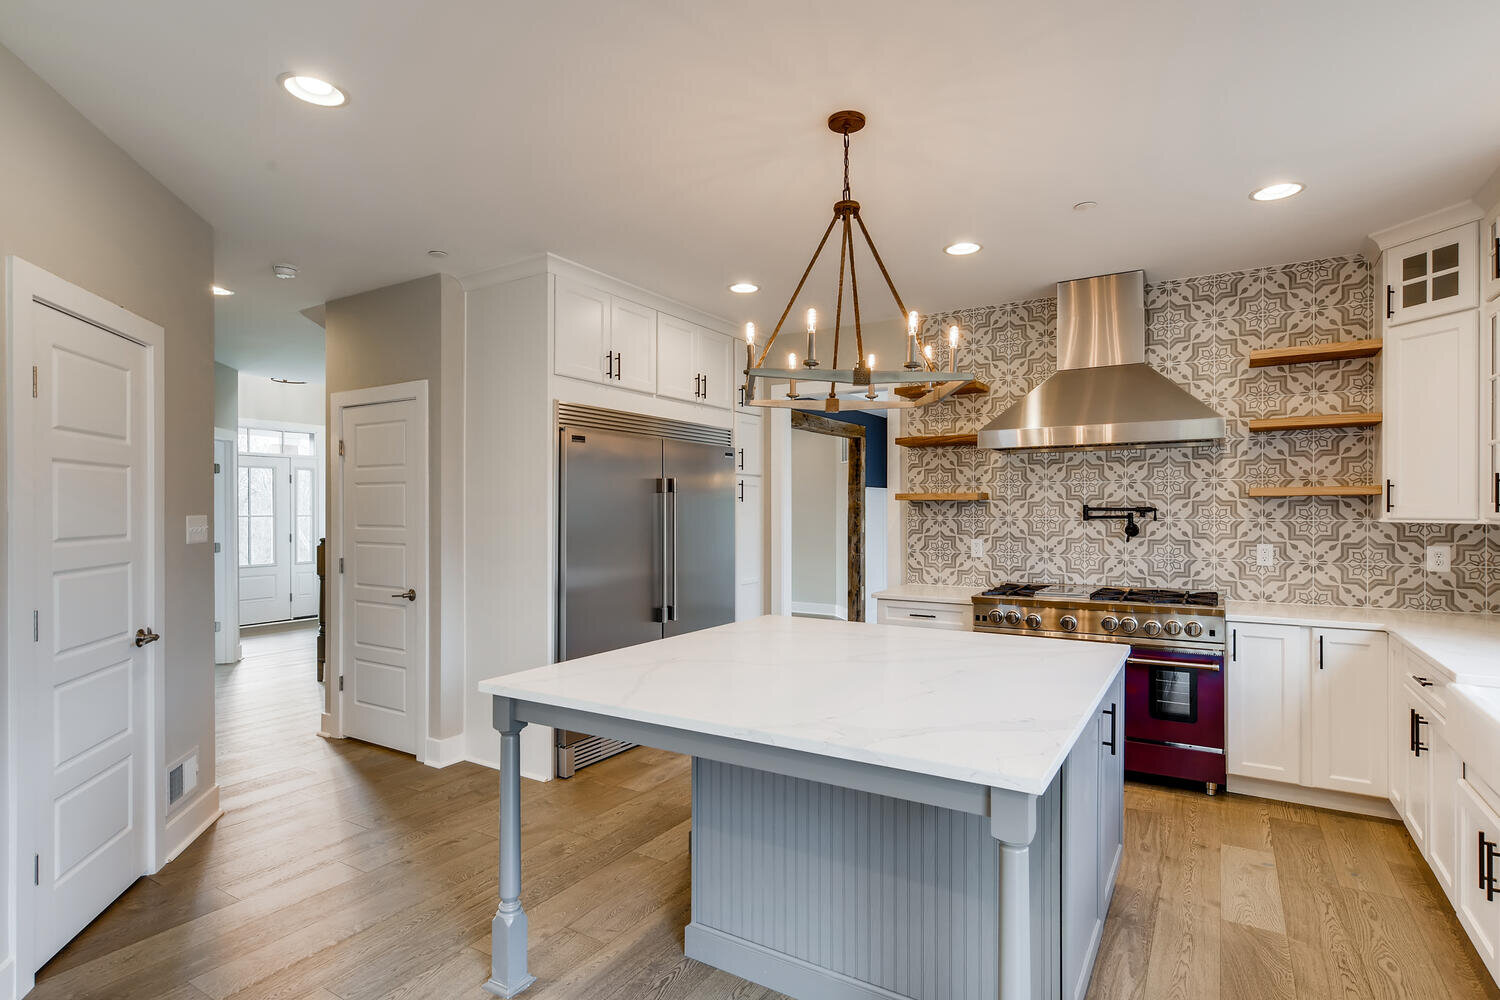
981, 582, 1052, 598
1088, 587, 1221, 607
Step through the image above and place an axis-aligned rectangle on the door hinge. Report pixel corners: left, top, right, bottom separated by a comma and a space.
338, 675, 344, 691
289, 592, 293, 603
339, 557, 344, 573
214, 541, 221, 554
214, 462, 221, 474
214, 620, 221, 633
33, 610, 38, 642
338, 439, 345, 457
32, 366, 38, 398
34, 854, 39, 886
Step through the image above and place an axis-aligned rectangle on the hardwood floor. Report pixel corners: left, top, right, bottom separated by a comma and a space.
31, 623, 1500, 1000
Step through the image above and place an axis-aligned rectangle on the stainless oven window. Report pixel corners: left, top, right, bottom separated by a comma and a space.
1150, 666, 1198, 723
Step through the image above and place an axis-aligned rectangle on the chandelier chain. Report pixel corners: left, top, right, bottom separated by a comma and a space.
842, 127, 851, 202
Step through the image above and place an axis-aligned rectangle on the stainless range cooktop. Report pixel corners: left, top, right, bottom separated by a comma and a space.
971, 582, 1226, 649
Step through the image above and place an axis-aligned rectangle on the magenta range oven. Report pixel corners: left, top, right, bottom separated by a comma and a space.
971, 583, 1228, 795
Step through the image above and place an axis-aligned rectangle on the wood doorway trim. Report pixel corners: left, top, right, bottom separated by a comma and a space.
790, 410, 866, 622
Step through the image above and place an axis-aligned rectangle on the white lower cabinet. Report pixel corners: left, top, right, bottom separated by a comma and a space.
1307, 628, 1388, 797
1430, 716, 1461, 899
734, 474, 762, 620
1401, 684, 1435, 853
1227, 622, 1306, 784
1062, 671, 1124, 1000
874, 599, 971, 631
1457, 778, 1500, 981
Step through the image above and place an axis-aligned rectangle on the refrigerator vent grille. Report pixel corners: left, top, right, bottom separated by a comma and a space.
558, 736, 637, 777
556, 403, 731, 447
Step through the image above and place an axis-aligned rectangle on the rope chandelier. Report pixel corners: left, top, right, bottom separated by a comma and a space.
740, 110, 975, 412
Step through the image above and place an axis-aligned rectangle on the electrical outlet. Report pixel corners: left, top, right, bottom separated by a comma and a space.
1426, 544, 1452, 573
1256, 543, 1275, 568
970, 539, 984, 559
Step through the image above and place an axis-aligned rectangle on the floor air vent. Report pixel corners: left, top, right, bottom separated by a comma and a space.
556, 736, 635, 778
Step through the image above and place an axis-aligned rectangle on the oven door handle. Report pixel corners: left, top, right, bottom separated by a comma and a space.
1126, 655, 1222, 672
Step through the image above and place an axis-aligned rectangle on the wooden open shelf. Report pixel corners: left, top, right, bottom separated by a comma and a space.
893, 380, 989, 400
1246, 485, 1384, 498
893, 433, 979, 448
894, 492, 991, 502
1248, 412, 1382, 432
1248, 338, 1382, 368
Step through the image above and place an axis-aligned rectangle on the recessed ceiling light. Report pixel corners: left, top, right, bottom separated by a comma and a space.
278, 74, 347, 108
729, 282, 759, 294
1073, 201, 1098, 212
211, 285, 234, 296
943, 241, 982, 256
1250, 182, 1304, 202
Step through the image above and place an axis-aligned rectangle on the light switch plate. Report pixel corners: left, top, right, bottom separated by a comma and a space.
185, 514, 209, 545
1426, 544, 1452, 573
1256, 543, 1275, 568
970, 539, 984, 559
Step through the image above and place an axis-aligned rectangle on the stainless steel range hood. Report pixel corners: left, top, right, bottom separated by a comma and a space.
977, 270, 1226, 450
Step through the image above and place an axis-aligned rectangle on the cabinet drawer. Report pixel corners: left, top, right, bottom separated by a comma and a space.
1405, 650, 1450, 714
876, 600, 971, 631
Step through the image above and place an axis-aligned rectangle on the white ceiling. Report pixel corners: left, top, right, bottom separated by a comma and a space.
3, 0, 1499, 381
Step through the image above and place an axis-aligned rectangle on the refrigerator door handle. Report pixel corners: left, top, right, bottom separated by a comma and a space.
657, 477, 670, 623
667, 477, 679, 621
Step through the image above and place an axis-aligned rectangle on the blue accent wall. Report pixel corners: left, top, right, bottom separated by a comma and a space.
821, 411, 887, 488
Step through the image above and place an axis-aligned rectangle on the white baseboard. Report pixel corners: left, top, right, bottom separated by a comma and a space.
319, 711, 341, 740
423, 732, 467, 769
1228, 775, 1398, 820
161, 783, 223, 867
0, 955, 15, 1000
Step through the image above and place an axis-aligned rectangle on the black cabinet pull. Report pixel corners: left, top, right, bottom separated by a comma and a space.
703, 374, 708, 398
1386, 479, 1395, 514
1493, 471, 1498, 514
908, 612, 937, 619
1386, 284, 1394, 319
1413, 675, 1434, 688
1231, 629, 1237, 663
605, 350, 615, 379
1481, 831, 1499, 901
737, 480, 744, 502
1102, 703, 1117, 756
737, 448, 745, 470
613, 353, 622, 380
1411, 709, 1428, 757
1318, 634, 1324, 670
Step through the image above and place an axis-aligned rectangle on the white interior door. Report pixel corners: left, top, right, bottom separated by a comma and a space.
27, 299, 152, 965
212, 438, 237, 663
237, 456, 292, 624
290, 456, 321, 618
339, 394, 427, 754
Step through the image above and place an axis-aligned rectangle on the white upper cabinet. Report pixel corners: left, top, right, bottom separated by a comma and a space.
1382, 308, 1479, 521
609, 297, 658, 394
1306, 629, 1388, 797
1484, 210, 1500, 303
1483, 302, 1500, 522
1383, 222, 1479, 326
1226, 621, 1306, 785
657, 313, 732, 409
554, 275, 613, 384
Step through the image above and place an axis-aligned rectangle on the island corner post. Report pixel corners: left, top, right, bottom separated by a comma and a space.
482, 678, 1120, 1000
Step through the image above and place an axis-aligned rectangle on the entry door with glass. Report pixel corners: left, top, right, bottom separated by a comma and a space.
238, 427, 321, 624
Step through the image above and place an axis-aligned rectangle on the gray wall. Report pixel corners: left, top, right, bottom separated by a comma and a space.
325, 273, 465, 744
214, 362, 238, 430
0, 38, 216, 959
238, 372, 324, 425
790, 430, 845, 613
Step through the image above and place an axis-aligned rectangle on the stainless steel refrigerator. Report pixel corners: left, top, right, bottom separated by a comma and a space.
555, 407, 735, 776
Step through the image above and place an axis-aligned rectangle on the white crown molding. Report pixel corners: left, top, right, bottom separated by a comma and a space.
1365, 200, 1483, 255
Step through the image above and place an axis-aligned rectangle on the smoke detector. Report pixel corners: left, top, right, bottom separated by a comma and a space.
272, 263, 298, 279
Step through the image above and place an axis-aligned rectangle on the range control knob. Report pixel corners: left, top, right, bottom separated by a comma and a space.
1119, 617, 1139, 634
1024, 613, 1043, 630
1184, 621, 1204, 638
1164, 620, 1184, 637
1142, 620, 1163, 637
1059, 614, 1079, 632
1100, 616, 1119, 632
987, 609, 1004, 623
1004, 609, 1023, 626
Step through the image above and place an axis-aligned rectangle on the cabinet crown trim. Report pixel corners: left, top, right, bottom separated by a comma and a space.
1366, 201, 1482, 254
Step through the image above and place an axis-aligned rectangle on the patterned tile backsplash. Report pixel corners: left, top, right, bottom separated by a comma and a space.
902, 255, 1500, 613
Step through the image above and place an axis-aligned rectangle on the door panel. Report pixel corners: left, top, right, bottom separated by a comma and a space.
663, 439, 735, 637
290, 457, 320, 617
609, 297, 657, 394
30, 301, 150, 964
1307, 629, 1387, 796
237, 456, 292, 624
696, 329, 733, 409
341, 398, 426, 754
1226, 621, 1305, 783
554, 276, 610, 384
656, 314, 700, 403
1383, 309, 1479, 521
559, 426, 665, 659
735, 476, 763, 620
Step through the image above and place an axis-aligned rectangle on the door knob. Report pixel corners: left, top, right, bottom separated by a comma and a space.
391, 588, 416, 602
134, 628, 160, 647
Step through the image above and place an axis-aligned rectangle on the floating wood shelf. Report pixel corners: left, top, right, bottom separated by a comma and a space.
1246, 485, 1384, 498
894, 380, 990, 400
893, 433, 980, 448
894, 492, 991, 502
1248, 338, 1383, 368
1248, 412, 1382, 432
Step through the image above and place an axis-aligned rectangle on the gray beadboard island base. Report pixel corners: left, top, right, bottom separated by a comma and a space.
485, 679, 1123, 1000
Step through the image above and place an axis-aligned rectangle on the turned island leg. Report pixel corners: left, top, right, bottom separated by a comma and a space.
485, 697, 535, 998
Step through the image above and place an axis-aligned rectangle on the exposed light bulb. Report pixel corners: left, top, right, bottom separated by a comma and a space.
745, 322, 755, 345
949, 325, 959, 349
806, 308, 816, 332
908, 310, 918, 335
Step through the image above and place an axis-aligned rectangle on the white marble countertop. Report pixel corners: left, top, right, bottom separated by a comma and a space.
477, 615, 1126, 796
1225, 601, 1500, 687
871, 584, 978, 606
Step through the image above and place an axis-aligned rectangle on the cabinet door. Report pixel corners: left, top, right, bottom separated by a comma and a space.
734, 476, 762, 620
1429, 717, 1461, 901
1403, 688, 1433, 854
608, 297, 657, 394
1383, 222, 1479, 325
554, 276, 611, 384
1307, 629, 1388, 796
1456, 780, 1500, 981
1483, 302, 1500, 522
734, 412, 763, 477
1389, 642, 1409, 812
1062, 719, 1103, 1000
657, 313, 701, 403
1383, 309, 1479, 521
1097, 673, 1125, 919
1226, 622, 1307, 784
1485, 213, 1500, 304
696, 329, 734, 409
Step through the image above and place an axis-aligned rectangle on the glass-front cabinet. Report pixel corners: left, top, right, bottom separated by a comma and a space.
1484, 301, 1500, 522
1383, 222, 1479, 326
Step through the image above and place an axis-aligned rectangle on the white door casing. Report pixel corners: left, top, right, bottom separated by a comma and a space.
6, 257, 164, 986
332, 382, 429, 757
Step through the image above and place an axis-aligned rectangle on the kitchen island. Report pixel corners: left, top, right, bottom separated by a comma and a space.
478, 615, 1126, 1000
